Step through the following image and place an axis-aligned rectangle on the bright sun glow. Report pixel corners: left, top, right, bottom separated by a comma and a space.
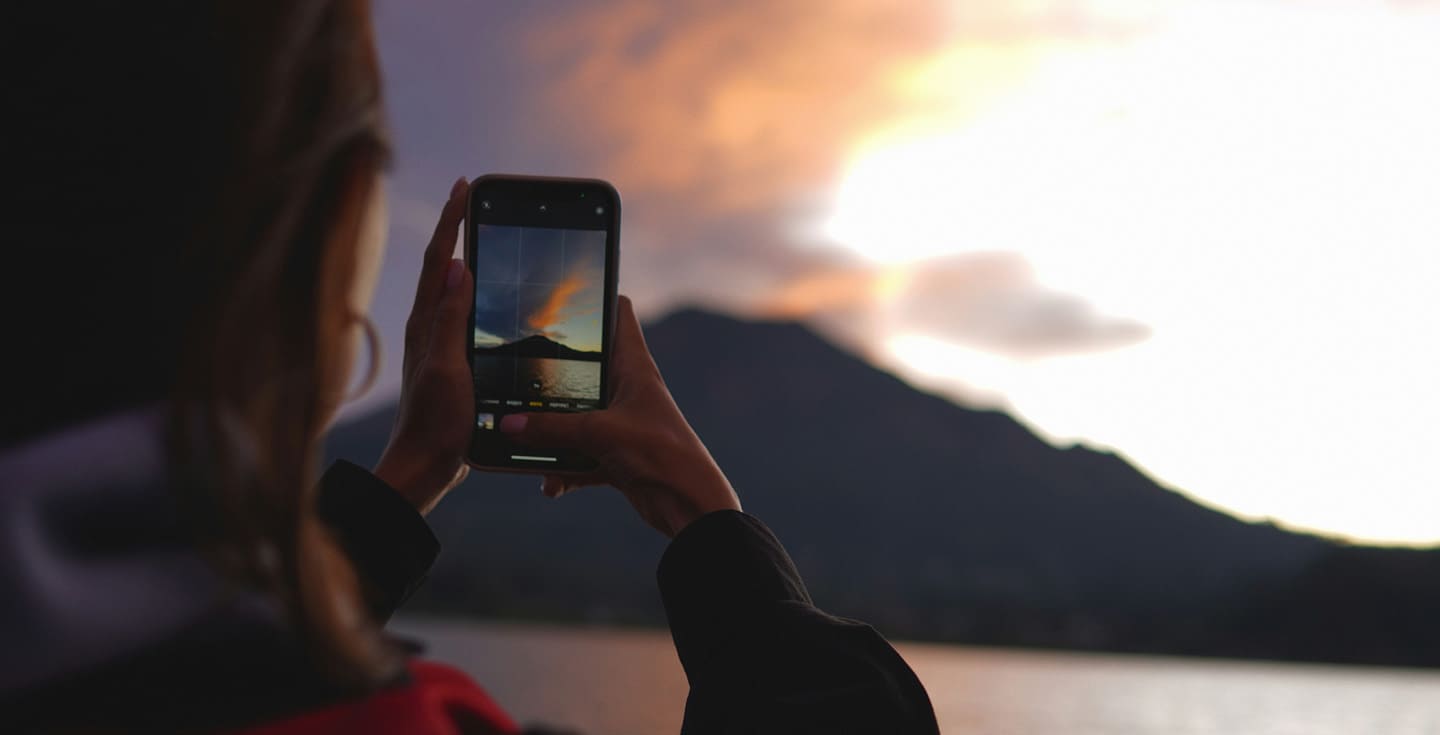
823, 1, 1440, 545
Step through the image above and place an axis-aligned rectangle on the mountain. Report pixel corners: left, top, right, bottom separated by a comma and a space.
472, 334, 602, 361
329, 308, 1440, 666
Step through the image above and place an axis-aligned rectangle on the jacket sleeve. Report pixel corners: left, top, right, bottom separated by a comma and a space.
316, 460, 440, 622
658, 510, 938, 735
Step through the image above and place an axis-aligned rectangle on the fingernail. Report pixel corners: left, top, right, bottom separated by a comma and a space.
450, 177, 467, 199
500, 414, 528, 434
444, 258, 464, 291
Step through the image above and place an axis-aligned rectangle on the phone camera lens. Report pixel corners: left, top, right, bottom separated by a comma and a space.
538, 204, 547, 212
595, 206, 604, 215
481, 200, 491, 210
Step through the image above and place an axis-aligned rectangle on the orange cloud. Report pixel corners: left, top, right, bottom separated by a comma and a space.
523, 1, 1142, 219
526, 0, 954, 214
758, 266, 884, 318
527, 273, 587, 331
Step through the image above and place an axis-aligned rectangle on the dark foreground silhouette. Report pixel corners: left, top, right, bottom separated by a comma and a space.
4, 423, 937, 732
332, 309, 1440, 669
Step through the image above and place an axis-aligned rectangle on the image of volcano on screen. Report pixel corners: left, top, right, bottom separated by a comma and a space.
471, 225, 606, 404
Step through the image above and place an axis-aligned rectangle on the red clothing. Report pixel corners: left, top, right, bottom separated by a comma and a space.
230, 661, 518, 735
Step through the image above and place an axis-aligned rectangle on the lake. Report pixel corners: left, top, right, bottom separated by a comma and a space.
391, 617, 1440, 735
472, 356, 601, 401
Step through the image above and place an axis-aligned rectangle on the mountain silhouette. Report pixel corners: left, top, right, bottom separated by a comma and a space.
473, 333, 601, 361
330, 308, 1440, 666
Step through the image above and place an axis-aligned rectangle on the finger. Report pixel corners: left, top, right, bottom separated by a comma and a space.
451, 465, 471, 489
542, 472, 606, 498
542, 475, 582, 498
608, 295, 661, 390
422, 258, 472, 370
500, 411, 619, 455
421, 178, 469, 294
541, 475, 566, 497
406, 177, 468, 355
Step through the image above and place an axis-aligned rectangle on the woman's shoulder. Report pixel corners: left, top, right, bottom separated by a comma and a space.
0, 410, 484, 732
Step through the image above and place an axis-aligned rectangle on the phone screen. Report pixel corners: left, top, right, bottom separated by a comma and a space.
466, 176, 620, 471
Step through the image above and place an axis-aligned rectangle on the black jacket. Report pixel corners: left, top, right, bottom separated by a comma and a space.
323, 461, 938, 734
1, 410, 937, 733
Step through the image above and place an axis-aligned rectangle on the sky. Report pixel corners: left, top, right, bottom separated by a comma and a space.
361, 0, 1440, 545
471, 225, 606, 352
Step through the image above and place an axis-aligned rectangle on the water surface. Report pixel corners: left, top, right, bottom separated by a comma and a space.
392, 617, 1440, 735
472, 356, 601, 401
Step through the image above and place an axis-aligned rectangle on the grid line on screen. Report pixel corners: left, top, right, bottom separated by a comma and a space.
471, 224, 606, 403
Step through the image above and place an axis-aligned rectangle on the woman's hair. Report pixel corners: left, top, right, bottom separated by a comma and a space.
10, 3, 395, 685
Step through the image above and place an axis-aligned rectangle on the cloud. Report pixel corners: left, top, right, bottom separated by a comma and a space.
474, 328, 505, 348
522, 0, 1159, 213
527, 273, 588, 331
525, 0, 954, 214
759, 252, 1150, 358
896, 253, 1150, 357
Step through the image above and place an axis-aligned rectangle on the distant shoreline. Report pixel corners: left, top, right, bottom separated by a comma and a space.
473, 334, 603, 362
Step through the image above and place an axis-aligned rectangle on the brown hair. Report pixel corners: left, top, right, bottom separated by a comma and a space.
10, 2, 395, 686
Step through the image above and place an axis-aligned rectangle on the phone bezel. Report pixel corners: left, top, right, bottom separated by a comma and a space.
463, 174, 621, 474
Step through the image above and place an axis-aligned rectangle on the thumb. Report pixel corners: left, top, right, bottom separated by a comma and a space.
500, 410, 614, 454
426, 259, 471, 367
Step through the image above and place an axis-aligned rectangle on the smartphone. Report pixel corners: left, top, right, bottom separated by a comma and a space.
464, 174, 621, 473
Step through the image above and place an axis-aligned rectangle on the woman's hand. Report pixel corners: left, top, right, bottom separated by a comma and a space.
498, 295, 742, 538
374, 177, 475, 515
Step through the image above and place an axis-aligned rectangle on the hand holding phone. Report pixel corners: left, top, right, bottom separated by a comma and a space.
465, 175, 621, 473
498, 296, 743, 538
374, 177, 476, 514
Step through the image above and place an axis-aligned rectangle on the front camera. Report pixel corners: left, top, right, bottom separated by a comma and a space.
538, 204, 548, 212
481, 200, 491, 210
595, 206, 605, 215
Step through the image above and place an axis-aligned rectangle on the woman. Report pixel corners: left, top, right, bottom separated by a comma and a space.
3, 3, 937, 733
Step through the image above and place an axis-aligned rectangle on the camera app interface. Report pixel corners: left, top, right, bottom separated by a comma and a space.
471, 224, 607, 427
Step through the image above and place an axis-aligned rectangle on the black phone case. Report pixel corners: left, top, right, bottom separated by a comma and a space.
463, 174, 621, 474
